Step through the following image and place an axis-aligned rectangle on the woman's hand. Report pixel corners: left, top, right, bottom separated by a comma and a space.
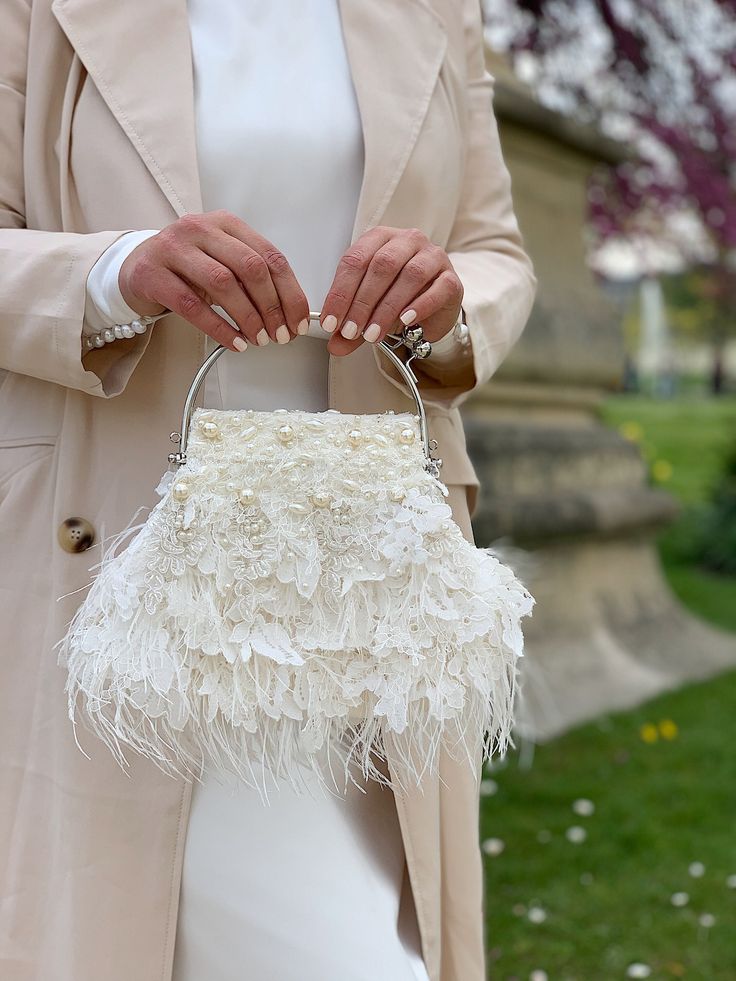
118, 210, 310, 351
320, 226, 463, 356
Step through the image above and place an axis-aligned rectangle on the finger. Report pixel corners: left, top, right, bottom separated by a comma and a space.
167, 247, 266, 345
339, 235, 422, 341
393, 269, 464, 342
362, 247, 449, 344
153, 268, 248, 352
319, 226, 394, 338
214, 215, 308, 340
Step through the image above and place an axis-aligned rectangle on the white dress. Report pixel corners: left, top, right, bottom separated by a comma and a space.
86, 2, 431, 979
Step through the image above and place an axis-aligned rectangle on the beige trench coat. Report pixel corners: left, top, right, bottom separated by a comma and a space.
0, 0, 536, 978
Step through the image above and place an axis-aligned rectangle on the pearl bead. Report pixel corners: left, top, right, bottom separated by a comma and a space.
399, 428, 416, 444
238, 488, 255, 505
121, 324, 136, 339
172, 482, 190, 502
201, 421, 220, 439
177, 529, 195, 543
113, 324, 125, 340
277, 424, 295, 443
131, 319, 149, 335
102, 328, 116, 344
347, 429, 363, 447
389, 486, 406, 502
92, 334, 105, 348
311, 492, 331, 508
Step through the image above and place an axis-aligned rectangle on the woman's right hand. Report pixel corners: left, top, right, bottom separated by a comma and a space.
118, 210, 310, 351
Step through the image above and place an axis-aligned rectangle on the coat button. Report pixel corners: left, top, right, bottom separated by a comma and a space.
58, 517, 96, 554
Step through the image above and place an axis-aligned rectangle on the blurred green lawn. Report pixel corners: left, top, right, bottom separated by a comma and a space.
481, 395, 736, 979
600, 396, 736, 633
482, 672, 736, 980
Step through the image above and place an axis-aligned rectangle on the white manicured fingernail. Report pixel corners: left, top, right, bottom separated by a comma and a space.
322, 314, 338, 333
256, 328, 270, 346
400, 309, 417, 326
233, 336, 247, 352
276, 324, 290, 344
297, 318, 309, 335
364, 323, 381, 343
341, 320, 359, 339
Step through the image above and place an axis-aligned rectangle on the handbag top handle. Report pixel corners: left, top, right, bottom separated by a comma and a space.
168, 312, 443, 477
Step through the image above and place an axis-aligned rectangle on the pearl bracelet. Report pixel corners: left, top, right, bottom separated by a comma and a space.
83, 314, 161, 352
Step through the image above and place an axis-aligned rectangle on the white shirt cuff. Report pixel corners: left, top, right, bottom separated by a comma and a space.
84, 229, 161, 335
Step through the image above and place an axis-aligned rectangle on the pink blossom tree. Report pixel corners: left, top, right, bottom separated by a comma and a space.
483, 0, 736, 386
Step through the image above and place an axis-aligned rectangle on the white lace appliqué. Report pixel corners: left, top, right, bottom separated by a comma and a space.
59, 407, 535, 799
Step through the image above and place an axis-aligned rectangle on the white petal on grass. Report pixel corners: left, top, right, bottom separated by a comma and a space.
727, 874, 736, 889
566, 825, 587, 844
482, 837, 505, 857
699, 913, 716, 928
480, 779, 498, 797
530, 971, 549, 981
572, 798, 595, 816
627, 964, 652, 979
689, 861, 706, 878
527, 905, 547, 924
671, 892, 689, 907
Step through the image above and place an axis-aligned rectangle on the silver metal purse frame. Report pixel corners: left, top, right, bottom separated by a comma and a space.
169, 311, 443, 477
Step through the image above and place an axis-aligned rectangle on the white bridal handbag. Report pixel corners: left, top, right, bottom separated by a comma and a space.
60, 316, 535, 795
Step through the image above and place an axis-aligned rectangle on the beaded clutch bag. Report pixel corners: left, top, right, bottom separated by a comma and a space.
59, 316, 534, 797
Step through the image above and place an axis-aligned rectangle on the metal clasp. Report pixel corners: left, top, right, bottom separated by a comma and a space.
170, 312, 441, 474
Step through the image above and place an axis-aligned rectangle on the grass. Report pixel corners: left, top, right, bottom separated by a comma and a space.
599, 395, 736, 633
479, 394, 736, 977
481, 671, 736, 980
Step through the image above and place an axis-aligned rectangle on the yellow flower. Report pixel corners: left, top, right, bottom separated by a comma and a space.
659, 719, 679, 740
620, 421, 644, 443
640, 723, 659, 743
652, 459, 673, 482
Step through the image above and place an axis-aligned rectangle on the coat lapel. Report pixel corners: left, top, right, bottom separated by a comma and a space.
52, 0, 447, 238
338, 0, 448, 239
52, 0, 203, 217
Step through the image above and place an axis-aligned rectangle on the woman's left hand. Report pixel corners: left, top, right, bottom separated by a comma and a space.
320, 226, 463, 356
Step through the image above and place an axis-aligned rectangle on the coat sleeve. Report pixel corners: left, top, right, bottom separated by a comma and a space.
376, 0, 537, 410
0, 0, 156, 398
